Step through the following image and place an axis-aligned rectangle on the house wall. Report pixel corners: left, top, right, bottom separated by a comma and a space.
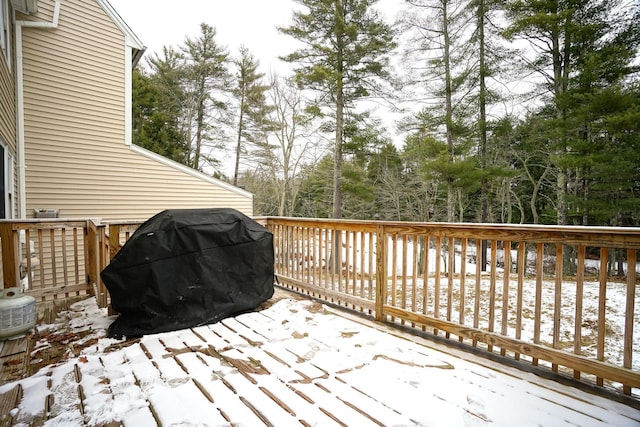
19, 0, 252, 222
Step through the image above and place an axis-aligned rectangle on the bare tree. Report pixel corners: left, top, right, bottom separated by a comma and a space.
248, 75, 329, 216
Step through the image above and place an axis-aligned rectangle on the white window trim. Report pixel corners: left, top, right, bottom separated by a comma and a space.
1, 140, 14, 219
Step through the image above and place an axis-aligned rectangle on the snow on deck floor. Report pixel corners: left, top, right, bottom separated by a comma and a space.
1, 292, 638, 426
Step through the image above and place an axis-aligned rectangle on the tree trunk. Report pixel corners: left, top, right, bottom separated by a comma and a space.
193, 80, 206, 171
477, 0, 488, 270
443, 0, 455, 222
332, 0, 345, 220
233, 91, 246, 186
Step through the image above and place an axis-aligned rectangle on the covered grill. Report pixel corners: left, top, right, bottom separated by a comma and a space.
101, 208, 274, 338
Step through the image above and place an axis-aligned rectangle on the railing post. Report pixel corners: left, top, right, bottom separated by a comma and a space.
375, 224, 386, 322
85, 220, 99, 298
109, 224, 121, 260
0, 222, 20, 288
96, 224, 108, 308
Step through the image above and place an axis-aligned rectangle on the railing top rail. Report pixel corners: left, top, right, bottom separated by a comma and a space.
260, 217, 640, 248
260, 216, 640, 234
102, 220, 146, 225
0, 218, 96, 231
6, 217, 638, 234
0, 218, 94, 223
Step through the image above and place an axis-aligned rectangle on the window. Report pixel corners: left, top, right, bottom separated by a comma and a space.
0, 0, 8, 64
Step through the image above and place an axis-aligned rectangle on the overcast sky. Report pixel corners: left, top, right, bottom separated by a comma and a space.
108, 0, 401, 75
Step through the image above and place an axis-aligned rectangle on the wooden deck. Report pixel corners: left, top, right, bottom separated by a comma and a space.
0, 288, 638, 426
3, 218, 639, 400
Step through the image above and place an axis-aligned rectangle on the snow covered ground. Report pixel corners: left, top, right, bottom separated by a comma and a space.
300, 235, 640, 372
0, 292, 638, 426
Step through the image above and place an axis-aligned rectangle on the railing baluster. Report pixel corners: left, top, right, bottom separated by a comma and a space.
359, 231, 364, 301
37, 229, 45, 288
61, 227, 69, 293
307, 227, 313, 285
574, 245, 586, 378
312, 227, 318, 288
434, 235, 441, 336
447, 236, 454, 339
423, 235, 430, 328
412, 234, 418, 326
501, 240, 511, 356
459, 238, 467, 343
515, 242, 525, 361
553, 244, 564, 372
401, 234, 408, 325
50, 229, 57, 290
375, 224, 386, 322
488, 240, 497, 352
294, 226, 300, 281
473, 238, 481, 346
533, 242, 543, 366
324, 228, 330, 290
391, 233, 397, 306
73, 227, 80, 287
367, 230, 374, 302
597, 247, 608, 387
24, 228, 34, 290
623, 249, 637, 395
346, 230, 352, 297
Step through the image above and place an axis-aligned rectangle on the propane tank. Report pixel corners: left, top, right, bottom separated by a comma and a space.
0, 287, 36, 339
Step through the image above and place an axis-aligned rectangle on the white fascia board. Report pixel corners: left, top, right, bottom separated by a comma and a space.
129, 144, 255, 200
97, 0, 144, 50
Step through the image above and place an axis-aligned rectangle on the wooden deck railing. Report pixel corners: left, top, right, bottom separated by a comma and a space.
0, 219, 105, 304
260, 217, 640, 399
2, 217, 638, 401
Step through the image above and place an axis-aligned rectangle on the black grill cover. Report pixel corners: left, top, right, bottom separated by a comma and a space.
101, 208, 274, 338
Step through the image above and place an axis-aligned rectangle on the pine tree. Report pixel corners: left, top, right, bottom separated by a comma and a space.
131, 67, 189, 165
144, 25, 230, 173
279, 0, 397, 219
402, 0, 476, 222
231, 46, 273, 186
503, 0, 640, 226
180, 23, 230, 171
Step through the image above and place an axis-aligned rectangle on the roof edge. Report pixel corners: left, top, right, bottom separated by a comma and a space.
129, 144, 254, 200
97, 0, 145, 51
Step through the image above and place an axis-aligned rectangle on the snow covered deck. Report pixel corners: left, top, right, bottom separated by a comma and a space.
0, 289, 638, 426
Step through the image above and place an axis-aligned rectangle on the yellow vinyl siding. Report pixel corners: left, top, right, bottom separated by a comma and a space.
0, 58, 14, 147
22, 0, 252, 221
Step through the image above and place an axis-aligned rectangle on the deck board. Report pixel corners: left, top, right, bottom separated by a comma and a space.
0, 338, 28, 387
